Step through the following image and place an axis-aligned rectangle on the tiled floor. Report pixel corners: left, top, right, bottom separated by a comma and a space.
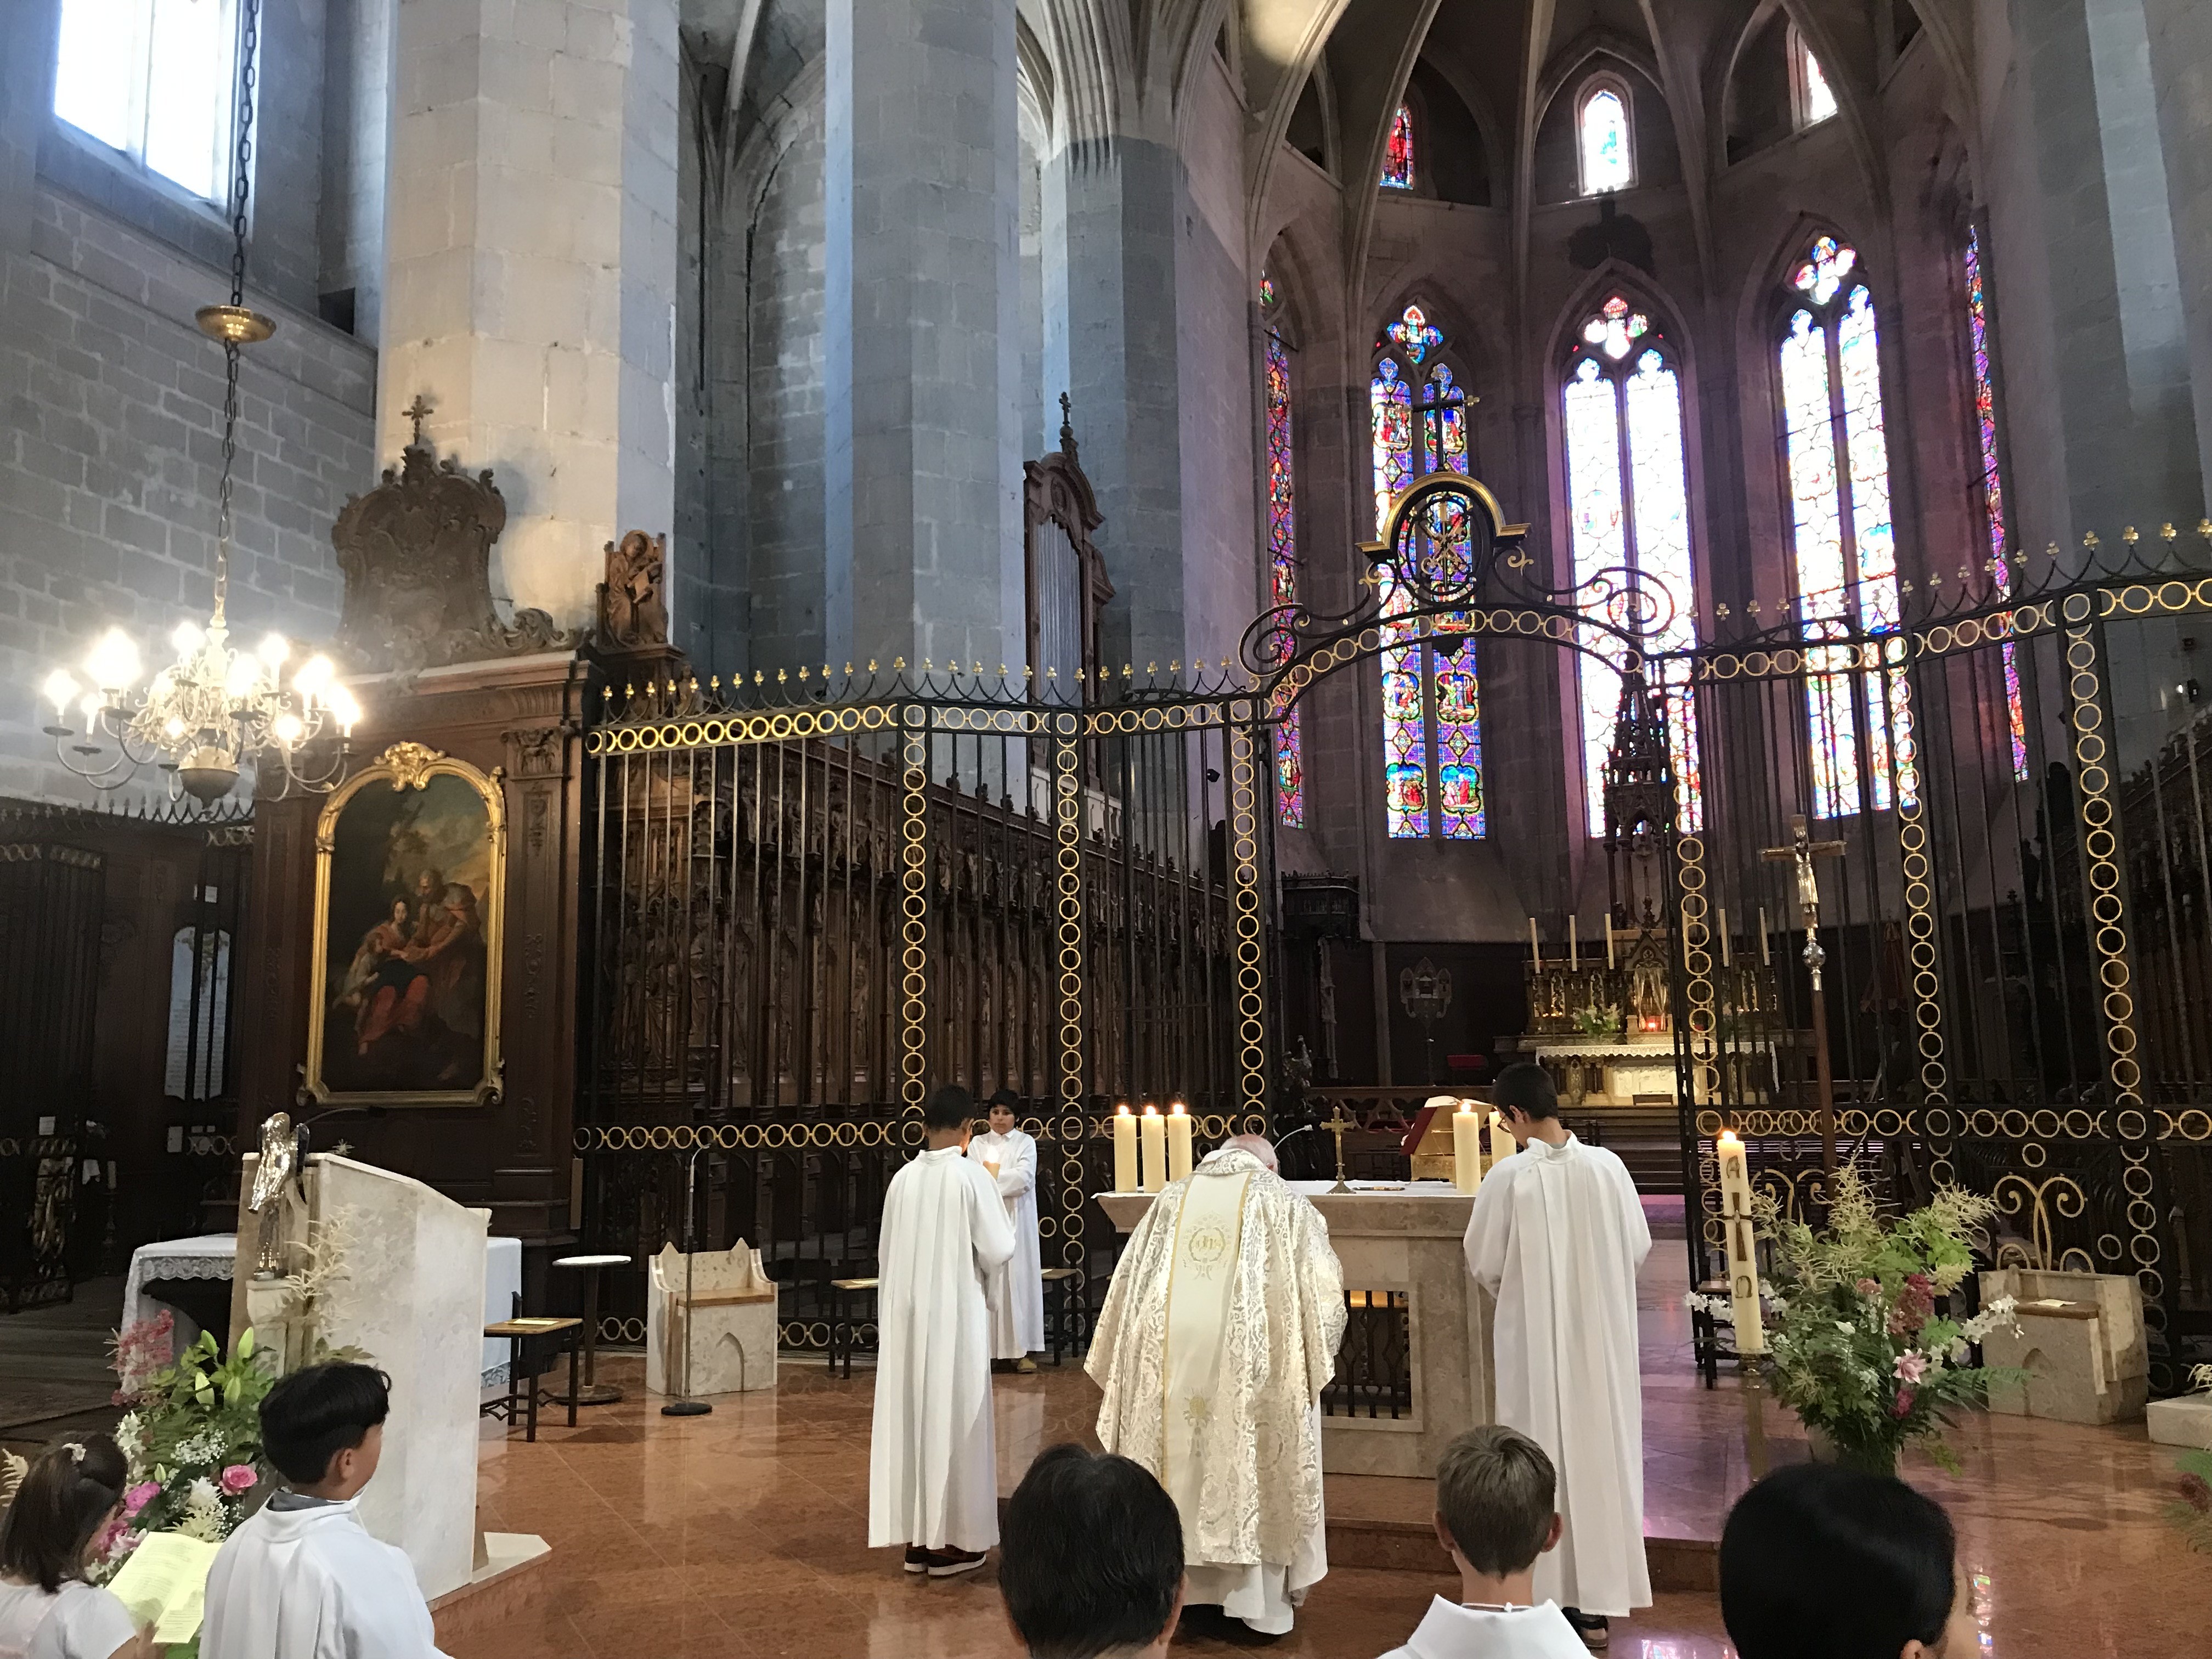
461, 1219, 2210, 1658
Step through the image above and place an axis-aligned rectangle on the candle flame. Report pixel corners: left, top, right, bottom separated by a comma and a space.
1141, 1103, 1159, 1115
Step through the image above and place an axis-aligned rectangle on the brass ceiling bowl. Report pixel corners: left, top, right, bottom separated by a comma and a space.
195, 303, 276, 345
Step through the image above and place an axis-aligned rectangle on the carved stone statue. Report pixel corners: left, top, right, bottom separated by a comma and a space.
247, 1111, 303, 1279
329, 394, 583, 674
597, 531, 669, 650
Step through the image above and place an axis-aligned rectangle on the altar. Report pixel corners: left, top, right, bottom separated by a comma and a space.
1098, 1180, 1490, 1480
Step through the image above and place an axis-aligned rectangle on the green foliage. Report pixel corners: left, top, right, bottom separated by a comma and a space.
1759, 1165, 2021, 1475
2166, 1448, 2212, 1553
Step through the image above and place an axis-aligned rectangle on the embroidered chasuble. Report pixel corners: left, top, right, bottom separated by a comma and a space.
1090, 1148, 1346, 1629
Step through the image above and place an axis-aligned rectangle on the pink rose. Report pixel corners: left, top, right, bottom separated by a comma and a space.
122, 1481, 161, 1519
219, 1464, 257, 1496
1856, 1278, 1880, 1297
1894, 1351, 1929, 1385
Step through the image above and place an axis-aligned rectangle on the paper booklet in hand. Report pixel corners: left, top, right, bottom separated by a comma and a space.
108, 1530, 223, 1645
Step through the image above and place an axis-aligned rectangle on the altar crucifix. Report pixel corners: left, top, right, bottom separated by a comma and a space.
1761, 814, 1847, 1170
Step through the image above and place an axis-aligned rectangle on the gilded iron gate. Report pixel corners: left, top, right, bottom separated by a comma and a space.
575, 675, 1274, 1345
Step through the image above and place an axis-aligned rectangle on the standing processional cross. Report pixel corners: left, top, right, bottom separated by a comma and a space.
1759, 814, 1847, 1172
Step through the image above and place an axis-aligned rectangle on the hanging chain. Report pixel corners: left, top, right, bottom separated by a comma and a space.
213, 0, 261, 620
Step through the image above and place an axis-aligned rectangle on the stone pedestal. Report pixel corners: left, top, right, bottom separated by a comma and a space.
233, 1154, 497, 1601
645, 1241, 778, 1396
2147, 1394, 2212, 1448
1978, 1267, 2148, 1425
1100, 1181, 1488, 1480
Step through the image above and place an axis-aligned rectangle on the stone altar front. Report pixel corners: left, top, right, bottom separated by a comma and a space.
1099, 1180, 1491, 1479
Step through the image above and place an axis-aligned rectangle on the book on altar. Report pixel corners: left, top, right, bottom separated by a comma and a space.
108, 1530, 222, 1644
1402, 1096, 1480, 1181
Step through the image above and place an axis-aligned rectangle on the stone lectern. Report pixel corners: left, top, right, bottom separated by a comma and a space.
232, 1153, 490, 1601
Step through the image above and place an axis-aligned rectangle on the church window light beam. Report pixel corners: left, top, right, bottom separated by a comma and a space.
1262, 276, 1304, 826
53, 0, 245, 205
1371, 304, 1483, 840
1560, 294, 1700, 836
1577, 81, 1634, 196
1777, 235, 1908, 820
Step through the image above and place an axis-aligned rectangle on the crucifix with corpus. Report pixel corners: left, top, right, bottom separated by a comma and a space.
1761, 814, 1846, 1171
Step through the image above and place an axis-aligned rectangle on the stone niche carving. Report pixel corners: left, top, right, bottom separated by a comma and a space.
330, 405, 583, 674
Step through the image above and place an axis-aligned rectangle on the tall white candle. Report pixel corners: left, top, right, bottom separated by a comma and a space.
1113, 1105, 1138, 1193
1759, 907, 1771, 966
1529, 917, 1539, 959
1139, 1105, 1167, 1193
1569, 916, 1578, 970
1716, 1129, 1765, 1355
1606, 922, 1616, 970
1719, 907, 1732, 969
1453, 1104, 1483, 1194
1488, 1110, 1515, 1167
1166, 1101, 1194, 1182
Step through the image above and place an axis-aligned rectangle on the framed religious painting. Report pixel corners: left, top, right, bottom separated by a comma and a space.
302, 742, 506, 1107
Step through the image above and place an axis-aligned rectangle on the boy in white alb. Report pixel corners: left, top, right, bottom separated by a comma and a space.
201, 1363, 448, 1659
1376, 1426, 1587, 1659
968, 1090, 1044, 1373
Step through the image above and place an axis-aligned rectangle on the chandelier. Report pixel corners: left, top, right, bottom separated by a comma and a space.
38, 0, 356, 807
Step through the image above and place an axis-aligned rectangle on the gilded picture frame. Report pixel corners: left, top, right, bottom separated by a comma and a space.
302, 742, 505, 1107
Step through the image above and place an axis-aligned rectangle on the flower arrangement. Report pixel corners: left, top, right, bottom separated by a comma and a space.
1572, 1005, 1620, 1038
96, 1322, 274, 1578
2167, 1364, 2212, 1552
1707, 1163, 2022, 1474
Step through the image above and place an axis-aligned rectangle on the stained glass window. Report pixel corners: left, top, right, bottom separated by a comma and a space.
1578, 84, 1633, 195
1794, 30, 1838, 127
1372, 304, 1482, 838
1263, 280, 1304, 826
1561, 296, 1700, 834
1781, 237, 1907, 819
1964, 228, 2029, 781
1381, 103, 1414, 189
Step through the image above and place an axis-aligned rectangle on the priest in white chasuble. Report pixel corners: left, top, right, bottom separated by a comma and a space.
968, 1088, 1045, 1370
868, 1084, 1018, 1577
1088, 1134, 1347, 1635
1463, 1063, 1651, 1651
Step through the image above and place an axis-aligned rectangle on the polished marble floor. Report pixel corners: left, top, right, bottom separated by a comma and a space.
463, 1246, 2209, 1659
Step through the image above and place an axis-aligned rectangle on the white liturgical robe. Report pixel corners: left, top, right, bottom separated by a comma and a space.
1464, 1134, 1652, 1618
1089, 1147, 1347, 1633
967, 1127, 1044, 1357
867, 1144, 1018, 1553
201, 1499, 449, 1659
1375, 1596, 1590, 1659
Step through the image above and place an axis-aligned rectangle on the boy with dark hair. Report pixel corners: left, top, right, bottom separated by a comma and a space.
999, 1444, 1184, 1659
1376, 1426, 1585, 1658
1463, 1063, 1651, 1650
1721, 1464, 1976, 1659
201, 1363, 448, 1658
868, 1084, 1018, 1577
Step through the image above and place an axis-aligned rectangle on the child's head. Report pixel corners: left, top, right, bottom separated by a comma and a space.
0, 1435, 128, 1592
1432, 1425, 1561, 1581
1721, 1463, 1973, 1659
988, 1090, 1019, 1135
1000, 1444, 1183, 1658
260, 1362, 392, 1498
1492, 1063, 1560, 1136
925, 1084, 977, 1139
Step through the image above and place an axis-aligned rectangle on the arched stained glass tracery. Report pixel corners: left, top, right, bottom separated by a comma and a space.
1372, 303, 1483, 839
1561, 294, 1700, 833
1263, 276, 1303, 825
1779, 235, 1908, 819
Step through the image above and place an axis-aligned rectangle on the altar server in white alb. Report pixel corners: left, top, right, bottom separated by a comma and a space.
1088, 1134, 1347, 1635
201, 1363, 448, 1659
969, 1088, 1045, 1373
1463, 1063, 1651, 1652
868, 1084, 1018, 1578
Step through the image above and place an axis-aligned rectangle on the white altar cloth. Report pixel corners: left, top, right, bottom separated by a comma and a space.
125, 1233, 522, 1387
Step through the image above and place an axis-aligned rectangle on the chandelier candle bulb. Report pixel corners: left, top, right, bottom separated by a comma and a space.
1453, 1103, 1483, 1193
1139, 1105, 1166, 1193
1113, 1105, 1138, 1193
1165, 1102, 1194, 1182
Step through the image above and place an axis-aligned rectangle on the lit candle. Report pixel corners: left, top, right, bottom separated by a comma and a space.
1569, 916, 1578, 970
1166, 1100, 1194, 1182
1140, 1105, 1167, 1193
1759, 907, 1771, 966
1719, 907, 1731, 969
1488, 1109, 1515, 1167
1453, 1102, 1483, 1194
1113, 1104, 1138, 1193
1716, 1128, 1765, 1355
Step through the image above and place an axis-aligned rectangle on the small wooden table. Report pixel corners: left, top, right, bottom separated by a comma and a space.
1040, 1266, 1081, 1364
552, 1252, 631, 1406
484, 1317, 582, 1442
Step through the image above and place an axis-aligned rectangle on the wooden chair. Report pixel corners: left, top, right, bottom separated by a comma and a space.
828, 1277, 878, 1379
1040, 1266, 1082, 1364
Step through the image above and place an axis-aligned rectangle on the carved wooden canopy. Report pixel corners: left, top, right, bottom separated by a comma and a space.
1023, 396, 1114, 683
330, 407, 582, 674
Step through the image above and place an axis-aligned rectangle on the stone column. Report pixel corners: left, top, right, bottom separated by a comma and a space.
381, 0, 680, 633
824, 0, 1023, 675
2143, 0, 2212, 504
1041, 138, 1187, 671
